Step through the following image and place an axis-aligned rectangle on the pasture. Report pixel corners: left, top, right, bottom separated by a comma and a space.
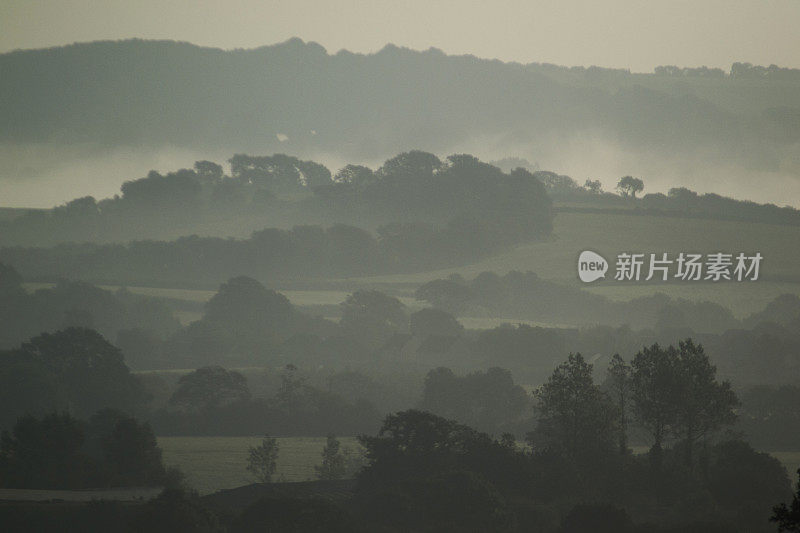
158, 436, 800, 496
158, 436, 362, 495
351, 210, 800, 318
21, 210, 800, 322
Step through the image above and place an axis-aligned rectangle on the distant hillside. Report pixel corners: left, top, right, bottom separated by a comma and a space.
2, 38, 799, 172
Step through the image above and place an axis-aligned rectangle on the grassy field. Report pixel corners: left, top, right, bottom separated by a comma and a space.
158, 436, 362, 495
21, 210, 800, 321
159, 436, 800, 496
349, 211, 800, 318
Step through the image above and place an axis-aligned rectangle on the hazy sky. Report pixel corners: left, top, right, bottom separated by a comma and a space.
2, 0, 800, 72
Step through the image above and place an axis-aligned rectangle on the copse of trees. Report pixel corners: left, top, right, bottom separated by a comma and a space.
354, 398, 789, 532
415, 270, 740, 333
419, 367, 530, 435
169, 366, 251, 413
0, 410, 176, 489
228, 153, 332, 191
0, 150, 554, 252
0, 263, 180, 350
355, 409, 529, 532
773, 469, 800, 532
630, 339, 739, 469
149, 364, 382, 437
0, 328, 147, 428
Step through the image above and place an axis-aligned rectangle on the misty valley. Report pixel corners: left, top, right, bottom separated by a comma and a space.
2, 34, 800, 533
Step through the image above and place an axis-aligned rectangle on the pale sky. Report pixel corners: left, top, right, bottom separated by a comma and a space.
1, 0, 800, 72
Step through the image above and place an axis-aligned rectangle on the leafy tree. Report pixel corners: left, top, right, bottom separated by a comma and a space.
228, 153, 331, 191
616, 175, 644, 198
420, 367, 529, 435
121, 169, 202, 207
89, 409, 170, 487
0, 262, 24, 294
333, 164, 375, 187
17, 328, 144, 417
631, 340, 738, 468
377, 150, 442, 181
169, 366, 250, 413
631, 343, 680, 465
534, 171, 580, 193
339, 290, 407, 347
315, 434, 346, 480
415, 278, 474, 314
0, 410, 174, 489
247, 436, 279, 483
357, 410, 523, 531
204, 276, 294, 331
603, 354, 632, 453
0, 350, 59, 429
193, 160, 224, 182
705, 440, 790, 530
773, 469, 800, 532
528, 354, 618, 465
672, 339, 738, 466
275, 364, 308, 409
409, 308, 463, 339
584, 179, 603, 194
0, 412, 87, 489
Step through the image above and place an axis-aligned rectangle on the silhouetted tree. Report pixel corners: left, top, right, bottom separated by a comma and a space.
773, 469, 800, 532
528, 354, 618, 466
315, 434, 346, 480
631, 343, 680, 468
672, 339, 738, 466
415, 278, 474, 314
333, 164, 375, 187
339, 290, 407, 348
16, 328, 144, 417
377, 150, 442, 182
632, 340, 738, 468
584, 179, 603, 194
247, 436, 279, 483
604, 354, 632, 454
193, 160, 224, 182
0, 412, 87, 489
409, 308, 464, 339
616, 175, 644, 198
420, 367, 530, 434
169, 366, 250, 413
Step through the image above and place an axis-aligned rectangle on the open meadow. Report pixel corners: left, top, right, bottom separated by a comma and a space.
158, 436, 362, 495
158, 436, 800, 496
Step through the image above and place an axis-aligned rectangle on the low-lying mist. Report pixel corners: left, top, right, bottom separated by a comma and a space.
4, 131, 798, 210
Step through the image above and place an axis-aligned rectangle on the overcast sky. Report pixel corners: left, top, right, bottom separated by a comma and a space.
2, 0, 800, 72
